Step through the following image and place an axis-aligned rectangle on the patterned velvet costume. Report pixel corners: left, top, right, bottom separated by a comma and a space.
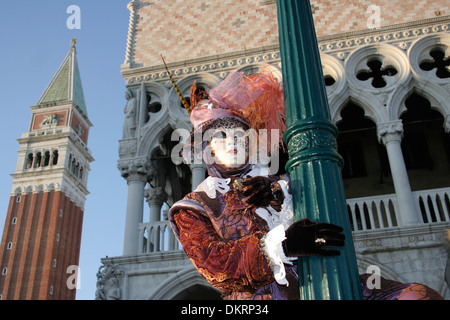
169, 172, 300, 300
168, 168, 444, 300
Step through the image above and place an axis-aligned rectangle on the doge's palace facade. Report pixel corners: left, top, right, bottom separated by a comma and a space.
96, 0, 450, 300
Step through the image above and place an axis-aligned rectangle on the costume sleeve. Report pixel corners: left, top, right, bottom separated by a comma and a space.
172, 208, 275, 293
254, 177, 296, 286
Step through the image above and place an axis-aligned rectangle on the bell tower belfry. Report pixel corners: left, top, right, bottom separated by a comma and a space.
0, 40, 94, 300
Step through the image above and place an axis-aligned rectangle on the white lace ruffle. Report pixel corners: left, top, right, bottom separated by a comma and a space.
262, 224, 290, 285
256, 179, 296, 286
194, 177, 231, 198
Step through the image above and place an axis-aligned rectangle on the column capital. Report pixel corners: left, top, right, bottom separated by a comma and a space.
145, 186, 167, 205
118, 158, 152, 183
377, 120, 404, 145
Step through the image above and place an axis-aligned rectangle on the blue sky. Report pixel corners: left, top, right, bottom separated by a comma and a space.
0, 1, 132, 299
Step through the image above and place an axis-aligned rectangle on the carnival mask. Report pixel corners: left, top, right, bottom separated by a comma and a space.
209, 126, 249, 169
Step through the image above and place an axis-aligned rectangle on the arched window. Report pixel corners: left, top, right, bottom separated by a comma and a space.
52, 150, 59, 165
26, 153, 34, 169
336, 101, 391, 199
43, 151, 50, 167
34, 152, 42, 168
75, 162, 80, 177
401, 93, 446, 170
337, 102, 377, 179
71, 158, 77, 175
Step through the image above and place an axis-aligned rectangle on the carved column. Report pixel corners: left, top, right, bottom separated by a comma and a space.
190, 163, 206, 190
377, 121, 420, 225
145, 186, 167, 222
119, 159, 151, 256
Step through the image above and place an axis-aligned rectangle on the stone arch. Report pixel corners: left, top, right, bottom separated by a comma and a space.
13, 187, 25, 196
398, 91, 449, 185
391, 82, 450, 122
47, 182, 58, 192
141, 124, 192, 206
147, 267, 221, 300
336, 100, 377, 129
139, 122, 182, 159
139, 124, 191, 161
331, 91, 386, 126
335, 100, 382, 185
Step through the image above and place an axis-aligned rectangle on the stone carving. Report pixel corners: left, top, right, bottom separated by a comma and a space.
145, 186, 168, 206
95, 264, 124, 300
76, 124, 84, 136
118, 158, 152, 181
40, 114, 58, 127
377, 121, 404, 144
123, 90, 137, 138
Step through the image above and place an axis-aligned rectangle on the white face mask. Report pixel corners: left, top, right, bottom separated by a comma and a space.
209, 127, 249, 169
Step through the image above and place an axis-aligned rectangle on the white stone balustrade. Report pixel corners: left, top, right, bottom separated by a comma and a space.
414, 187, 450, 224
138, 220, 182, 254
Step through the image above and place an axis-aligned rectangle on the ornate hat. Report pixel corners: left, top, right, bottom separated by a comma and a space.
162, 56, 286, 161
190, 69, 286, 152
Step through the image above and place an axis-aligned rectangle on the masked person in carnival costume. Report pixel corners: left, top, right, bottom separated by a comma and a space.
168, 68, 444, 300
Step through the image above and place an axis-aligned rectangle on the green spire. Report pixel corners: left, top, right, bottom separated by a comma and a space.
37, 39, 87, 115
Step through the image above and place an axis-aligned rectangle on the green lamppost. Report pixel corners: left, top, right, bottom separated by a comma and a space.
276, 0, 363, 299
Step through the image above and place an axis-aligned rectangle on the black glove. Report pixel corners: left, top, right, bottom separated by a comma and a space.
282, 218, 345, 257
241, 176, 284, 210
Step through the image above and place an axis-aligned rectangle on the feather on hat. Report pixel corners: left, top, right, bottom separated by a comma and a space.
190, 68, 286, 152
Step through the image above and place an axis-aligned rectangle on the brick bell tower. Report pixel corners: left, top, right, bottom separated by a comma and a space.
0, 39, 93, 300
